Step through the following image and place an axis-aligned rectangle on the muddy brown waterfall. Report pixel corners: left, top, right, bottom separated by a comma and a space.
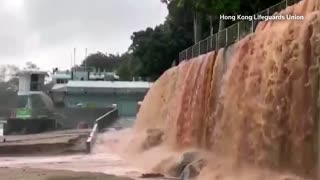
130, 0, 320, 179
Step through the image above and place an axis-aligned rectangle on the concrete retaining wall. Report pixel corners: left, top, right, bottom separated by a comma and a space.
5, 119, 57, 135
54, 107, 114, 129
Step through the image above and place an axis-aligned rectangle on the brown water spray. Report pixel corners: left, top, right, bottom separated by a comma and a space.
132, 0, 320, 179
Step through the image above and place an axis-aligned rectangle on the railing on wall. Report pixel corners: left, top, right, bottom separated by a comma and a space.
86, 107, 119, 153
96, 108, 119, 131
178, 0, 301, 62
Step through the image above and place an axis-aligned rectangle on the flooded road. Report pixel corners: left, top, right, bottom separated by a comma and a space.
0, 153, 141, 178
0, 128, 144, 179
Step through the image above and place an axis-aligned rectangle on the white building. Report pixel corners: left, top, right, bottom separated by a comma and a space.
17, 70, 48, 95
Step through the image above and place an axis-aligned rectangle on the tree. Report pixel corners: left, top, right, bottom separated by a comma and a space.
127, 0, 196, 80
129, 26, 171, 80
0, 65, 20, 82
240, 0, 285, 15
25, 61, 39, 70
125, 0, 285, 81
163, 0, 283, 39
162, 0, 204, 43
0, 64, 20, 93
115, 53, 139, 81
0, 66, 6, 82
81, 52, 123, 72
198, 0, 241, 32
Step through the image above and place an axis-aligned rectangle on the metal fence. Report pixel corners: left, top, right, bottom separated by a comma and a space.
178, 0, 302, 62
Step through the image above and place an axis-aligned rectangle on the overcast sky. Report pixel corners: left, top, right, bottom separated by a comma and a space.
0, 0, 168, 71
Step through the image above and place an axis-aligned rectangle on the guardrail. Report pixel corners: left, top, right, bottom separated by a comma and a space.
86, 107, 119, 153
96, 108, 119, 131
86, 123, 98, 153
0, 119, 6, 137
178, 0, 301, 62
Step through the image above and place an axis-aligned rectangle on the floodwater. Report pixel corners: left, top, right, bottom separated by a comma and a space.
131, 0, 320, 179
1, 0, 319, 179
0, 128, 145, 179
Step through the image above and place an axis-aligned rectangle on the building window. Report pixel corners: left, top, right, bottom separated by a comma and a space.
57, 79, 68, 84
30, 74, 40, 91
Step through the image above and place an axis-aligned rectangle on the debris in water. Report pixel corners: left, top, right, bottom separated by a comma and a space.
140, 173, 165, 178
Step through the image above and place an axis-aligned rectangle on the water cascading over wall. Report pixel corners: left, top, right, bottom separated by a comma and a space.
133, 0, 320, 178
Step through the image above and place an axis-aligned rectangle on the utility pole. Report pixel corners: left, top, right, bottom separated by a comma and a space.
85, 48, 88, 71
74, 48, 76, 67
70, 52, 73, 70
